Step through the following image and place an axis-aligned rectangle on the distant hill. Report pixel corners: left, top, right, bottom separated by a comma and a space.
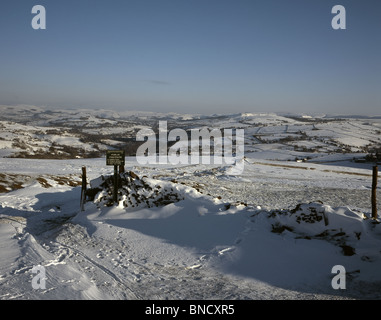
1, 105, 380, 161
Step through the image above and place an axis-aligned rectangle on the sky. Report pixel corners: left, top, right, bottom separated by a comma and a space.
0, 0, 380, 115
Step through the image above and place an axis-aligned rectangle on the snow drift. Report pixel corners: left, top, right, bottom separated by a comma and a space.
1, 158, 381, 299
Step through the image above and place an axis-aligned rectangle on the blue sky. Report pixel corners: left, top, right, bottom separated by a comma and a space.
0, 0, 380, 115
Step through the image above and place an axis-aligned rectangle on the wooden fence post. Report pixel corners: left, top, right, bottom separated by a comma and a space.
372, 165, 378, 219
80, 166, 87, 211
113, 165, 118, 204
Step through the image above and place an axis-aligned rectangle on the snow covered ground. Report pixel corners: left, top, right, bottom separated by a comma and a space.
0, 106, 380, 300
1, 155, 380, 300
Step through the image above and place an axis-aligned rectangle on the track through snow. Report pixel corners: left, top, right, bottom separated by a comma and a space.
1, 158, 381, 300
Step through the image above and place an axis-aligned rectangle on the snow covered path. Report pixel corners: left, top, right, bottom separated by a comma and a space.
1, 158, 381, 300
0, 196, 356, 300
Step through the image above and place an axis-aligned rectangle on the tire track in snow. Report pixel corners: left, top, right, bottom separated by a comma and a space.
54, 241, 141, 299
49, 223, 142, 300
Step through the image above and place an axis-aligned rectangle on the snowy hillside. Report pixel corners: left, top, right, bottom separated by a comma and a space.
1, 105, 380, 163
0, 105, 381, 300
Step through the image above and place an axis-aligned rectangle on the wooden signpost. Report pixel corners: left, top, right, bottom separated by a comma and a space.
372, 165, 378, 219
106, 150, 125, 204
80, 166, 87, 211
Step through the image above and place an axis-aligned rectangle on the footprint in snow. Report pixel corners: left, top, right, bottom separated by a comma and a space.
218, 247, 235, 256
186, 264, 202, 270
133, 274, 141, 282
234, 238, 242, 244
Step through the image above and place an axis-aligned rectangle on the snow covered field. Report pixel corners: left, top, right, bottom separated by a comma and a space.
0, 106, 380, 300
1, 155, 380, 300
